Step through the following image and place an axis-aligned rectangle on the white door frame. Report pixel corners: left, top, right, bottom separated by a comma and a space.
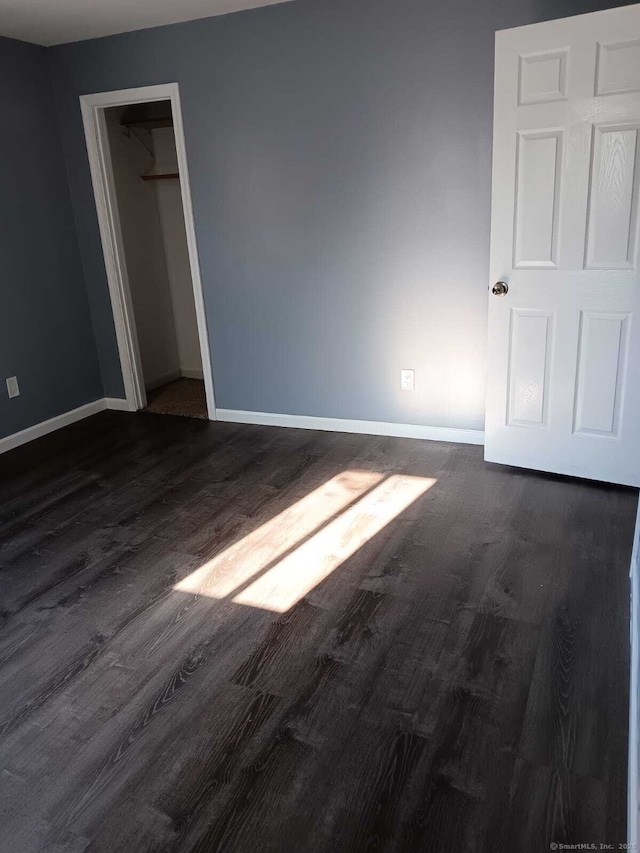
80, 83, 216, 418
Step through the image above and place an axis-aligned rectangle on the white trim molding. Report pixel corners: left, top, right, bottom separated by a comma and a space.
140, 369, 205, 392
0, 401, 484, 457
144, 370, 183, 392
216, 409, 485, 445
80, 83, 217, 421
0, 400, 107, 454
0, 397, 138, 455
105, 397, 134, 412
181, 368, 204, 381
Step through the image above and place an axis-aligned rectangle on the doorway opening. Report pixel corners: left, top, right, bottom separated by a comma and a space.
80, 84, 216, 420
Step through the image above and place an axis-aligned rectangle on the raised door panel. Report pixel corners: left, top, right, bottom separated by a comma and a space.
507, 310, 553, 428
596, 38, 640, 95
586, 125, 639, 269
518, 49, 569, 104
514, 131, 562, 269
573, 311, 630, 436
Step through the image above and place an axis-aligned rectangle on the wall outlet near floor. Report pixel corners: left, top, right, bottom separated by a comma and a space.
6, 376, 20, 399
400, 369, 415, 391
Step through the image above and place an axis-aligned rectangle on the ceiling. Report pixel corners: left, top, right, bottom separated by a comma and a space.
0, 0, 294, 47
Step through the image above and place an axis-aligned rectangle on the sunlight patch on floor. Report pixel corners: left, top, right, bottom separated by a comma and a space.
174, 473, 436, 612
173, 469, 384, 599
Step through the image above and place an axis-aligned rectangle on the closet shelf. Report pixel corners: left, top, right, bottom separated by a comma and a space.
141, 173, 180, 181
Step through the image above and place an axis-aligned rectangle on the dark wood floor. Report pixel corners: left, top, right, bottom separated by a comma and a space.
0, 411, 636, 852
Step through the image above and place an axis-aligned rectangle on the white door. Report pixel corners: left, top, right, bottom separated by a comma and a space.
486, 3, 640, 487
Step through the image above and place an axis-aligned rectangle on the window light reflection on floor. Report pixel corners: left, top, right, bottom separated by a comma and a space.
174, 472, 436, 612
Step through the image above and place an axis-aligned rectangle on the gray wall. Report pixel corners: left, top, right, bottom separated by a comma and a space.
0, 36, 102, 440
48, 0, 630, 430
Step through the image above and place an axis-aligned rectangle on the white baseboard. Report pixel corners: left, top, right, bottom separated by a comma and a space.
0, 396, 139, 454
145, 369, 182, 392
144, 369, 204, 391
105, 397, 134, 412
181, 368, 204, 380
628, 504, 640, 847
0, 399, 107, 454
0, 401, 484, 456
216, 409, 485, 446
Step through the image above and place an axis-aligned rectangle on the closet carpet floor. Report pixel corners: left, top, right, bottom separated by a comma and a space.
0, 410, 635, 852
145, 378, 207, 420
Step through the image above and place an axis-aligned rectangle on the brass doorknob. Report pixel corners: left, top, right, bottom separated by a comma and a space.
492, 281, 509, 296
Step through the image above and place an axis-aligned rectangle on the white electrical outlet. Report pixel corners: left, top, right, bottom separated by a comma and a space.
6, 376, 20, 399
400, 369, 415, 391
